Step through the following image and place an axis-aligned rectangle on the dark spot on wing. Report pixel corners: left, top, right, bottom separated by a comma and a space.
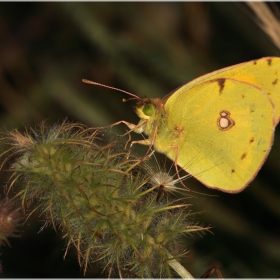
241, 153, 247, 160
272, 79, 278, 85
249, 137, 254, 144
216, 78, 226, 94
267, 58, 272, 66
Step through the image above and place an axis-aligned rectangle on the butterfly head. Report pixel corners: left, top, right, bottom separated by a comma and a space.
135, 98, 164, 120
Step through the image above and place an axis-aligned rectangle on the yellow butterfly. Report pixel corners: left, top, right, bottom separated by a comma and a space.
84, 57, 280, 193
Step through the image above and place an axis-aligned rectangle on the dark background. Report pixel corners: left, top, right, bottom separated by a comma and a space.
0, 2, 280, 278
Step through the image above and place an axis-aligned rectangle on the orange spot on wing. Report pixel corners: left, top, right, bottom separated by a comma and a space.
174, 126, 184, 139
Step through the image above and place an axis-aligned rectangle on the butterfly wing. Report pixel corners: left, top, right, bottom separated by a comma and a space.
165, 57, 280, 123
157, 78, 275, 193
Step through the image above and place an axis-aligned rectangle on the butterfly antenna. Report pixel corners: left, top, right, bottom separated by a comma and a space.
122, 97, 139, 102
82, 79, 141, 100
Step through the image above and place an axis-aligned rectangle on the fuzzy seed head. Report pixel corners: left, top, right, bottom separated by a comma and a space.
0, 122, 209, 277
0, 200, 22, 246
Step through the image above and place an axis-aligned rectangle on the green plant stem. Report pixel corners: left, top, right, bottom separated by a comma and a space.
166, 250, 194, 279
147, 232, 194, 278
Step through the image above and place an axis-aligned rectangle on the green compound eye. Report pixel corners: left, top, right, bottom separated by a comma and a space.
143, 104, 154, 116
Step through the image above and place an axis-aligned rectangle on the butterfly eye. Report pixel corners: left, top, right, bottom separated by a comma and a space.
142, 104, 154, 116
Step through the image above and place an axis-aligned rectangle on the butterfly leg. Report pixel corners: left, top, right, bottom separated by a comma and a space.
124, 124, 158, 161
84, 120, 138, 135
110, 120, 147, 135
123, 138, 154, 160
130, 124, 158, 156
168, 145, 190, 190
129, 138, 154, 157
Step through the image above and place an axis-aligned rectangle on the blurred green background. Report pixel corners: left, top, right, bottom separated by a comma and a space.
0, 2, 280, 278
